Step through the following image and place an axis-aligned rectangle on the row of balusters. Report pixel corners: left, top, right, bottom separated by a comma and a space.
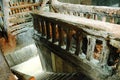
8, 1, 41, 26
9, 5, 39, 15
9, 0, 40, 7
9, 2, 41, 15
33, 17, 110, 66
58, 11, 119, 24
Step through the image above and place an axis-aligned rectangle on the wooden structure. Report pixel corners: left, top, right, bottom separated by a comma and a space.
32, 0, 120, 80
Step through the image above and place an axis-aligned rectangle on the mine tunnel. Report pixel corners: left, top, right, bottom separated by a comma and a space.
0, 0, 120, 80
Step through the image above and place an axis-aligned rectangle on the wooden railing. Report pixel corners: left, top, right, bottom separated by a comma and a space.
9, 1, 42, 27
32, 12, 120, 79
51, 0, 120, 24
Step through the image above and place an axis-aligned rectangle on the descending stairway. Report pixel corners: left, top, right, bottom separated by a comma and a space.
35, 72, 91, 80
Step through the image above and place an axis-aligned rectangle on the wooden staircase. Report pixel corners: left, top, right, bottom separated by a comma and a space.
37, 72, 90, 80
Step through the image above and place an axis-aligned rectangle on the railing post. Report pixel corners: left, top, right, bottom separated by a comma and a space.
75, 30, 82, 56
51, 23, 57, 43
86, 36, 96, 60
66, 28, 72, 51
58, 25, 64, 47
99, 40, 110, 66
41, 19, 46, 36
45, 21, 51, 39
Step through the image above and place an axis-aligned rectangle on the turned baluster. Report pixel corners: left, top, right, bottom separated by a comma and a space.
41, 19, 46, 36
45, 21, 51, 39
93, 14, 98, 20
75, 30, 82, 56
58, 25, 64, 47
66, 28, 73, 51
86, 36, 96, 60
110, 17, 115, 23
102, 16, 106, 22
51, 23, 57, 43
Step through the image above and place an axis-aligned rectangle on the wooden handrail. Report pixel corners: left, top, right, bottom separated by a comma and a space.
32, 12, 120, 39
51, 1, 120, 24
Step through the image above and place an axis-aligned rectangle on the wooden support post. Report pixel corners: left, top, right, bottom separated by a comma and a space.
110, 17, 115, 23
99, 40, 110, 65
102, 16, 106, 22
86, 36, 96, 60
51, 23, 57, 43
75, 30, 82, 56
41, 19, 46, 36
66, 29, 72, 51
58, 25, 64, 47
45, 21, 51, 39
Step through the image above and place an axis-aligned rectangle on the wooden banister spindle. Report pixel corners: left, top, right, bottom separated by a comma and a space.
93, 14, 98, 20
110, 17, 115, 23
75, 30, 82, 56
99, 40, 110, 65
87, 14, 91, 19
33, 17, 37, 30
38, 20, 42, 33
45, 21, 51, 39
36, 18, 41, 33
58, 25, 64, 47
102, 16, 106, 22
51, 23, 57, 43
41, 19, 46, 36
66, 29, 72, 51
86, 36, 96, 60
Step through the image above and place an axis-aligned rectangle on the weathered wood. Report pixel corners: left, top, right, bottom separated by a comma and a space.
66, 29, 72, 51
86, 36, 96, 60
51, 23, 57, 43
75, 30, 82, 55
41, 19, 46, 36
58, 25, 64, 46
31, 12, 120, 39
51, 0, 120, 23
10, 2, 41, 10
34, 35, 109, 80
32, 11, 120, 80
45, 21, 51, 39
